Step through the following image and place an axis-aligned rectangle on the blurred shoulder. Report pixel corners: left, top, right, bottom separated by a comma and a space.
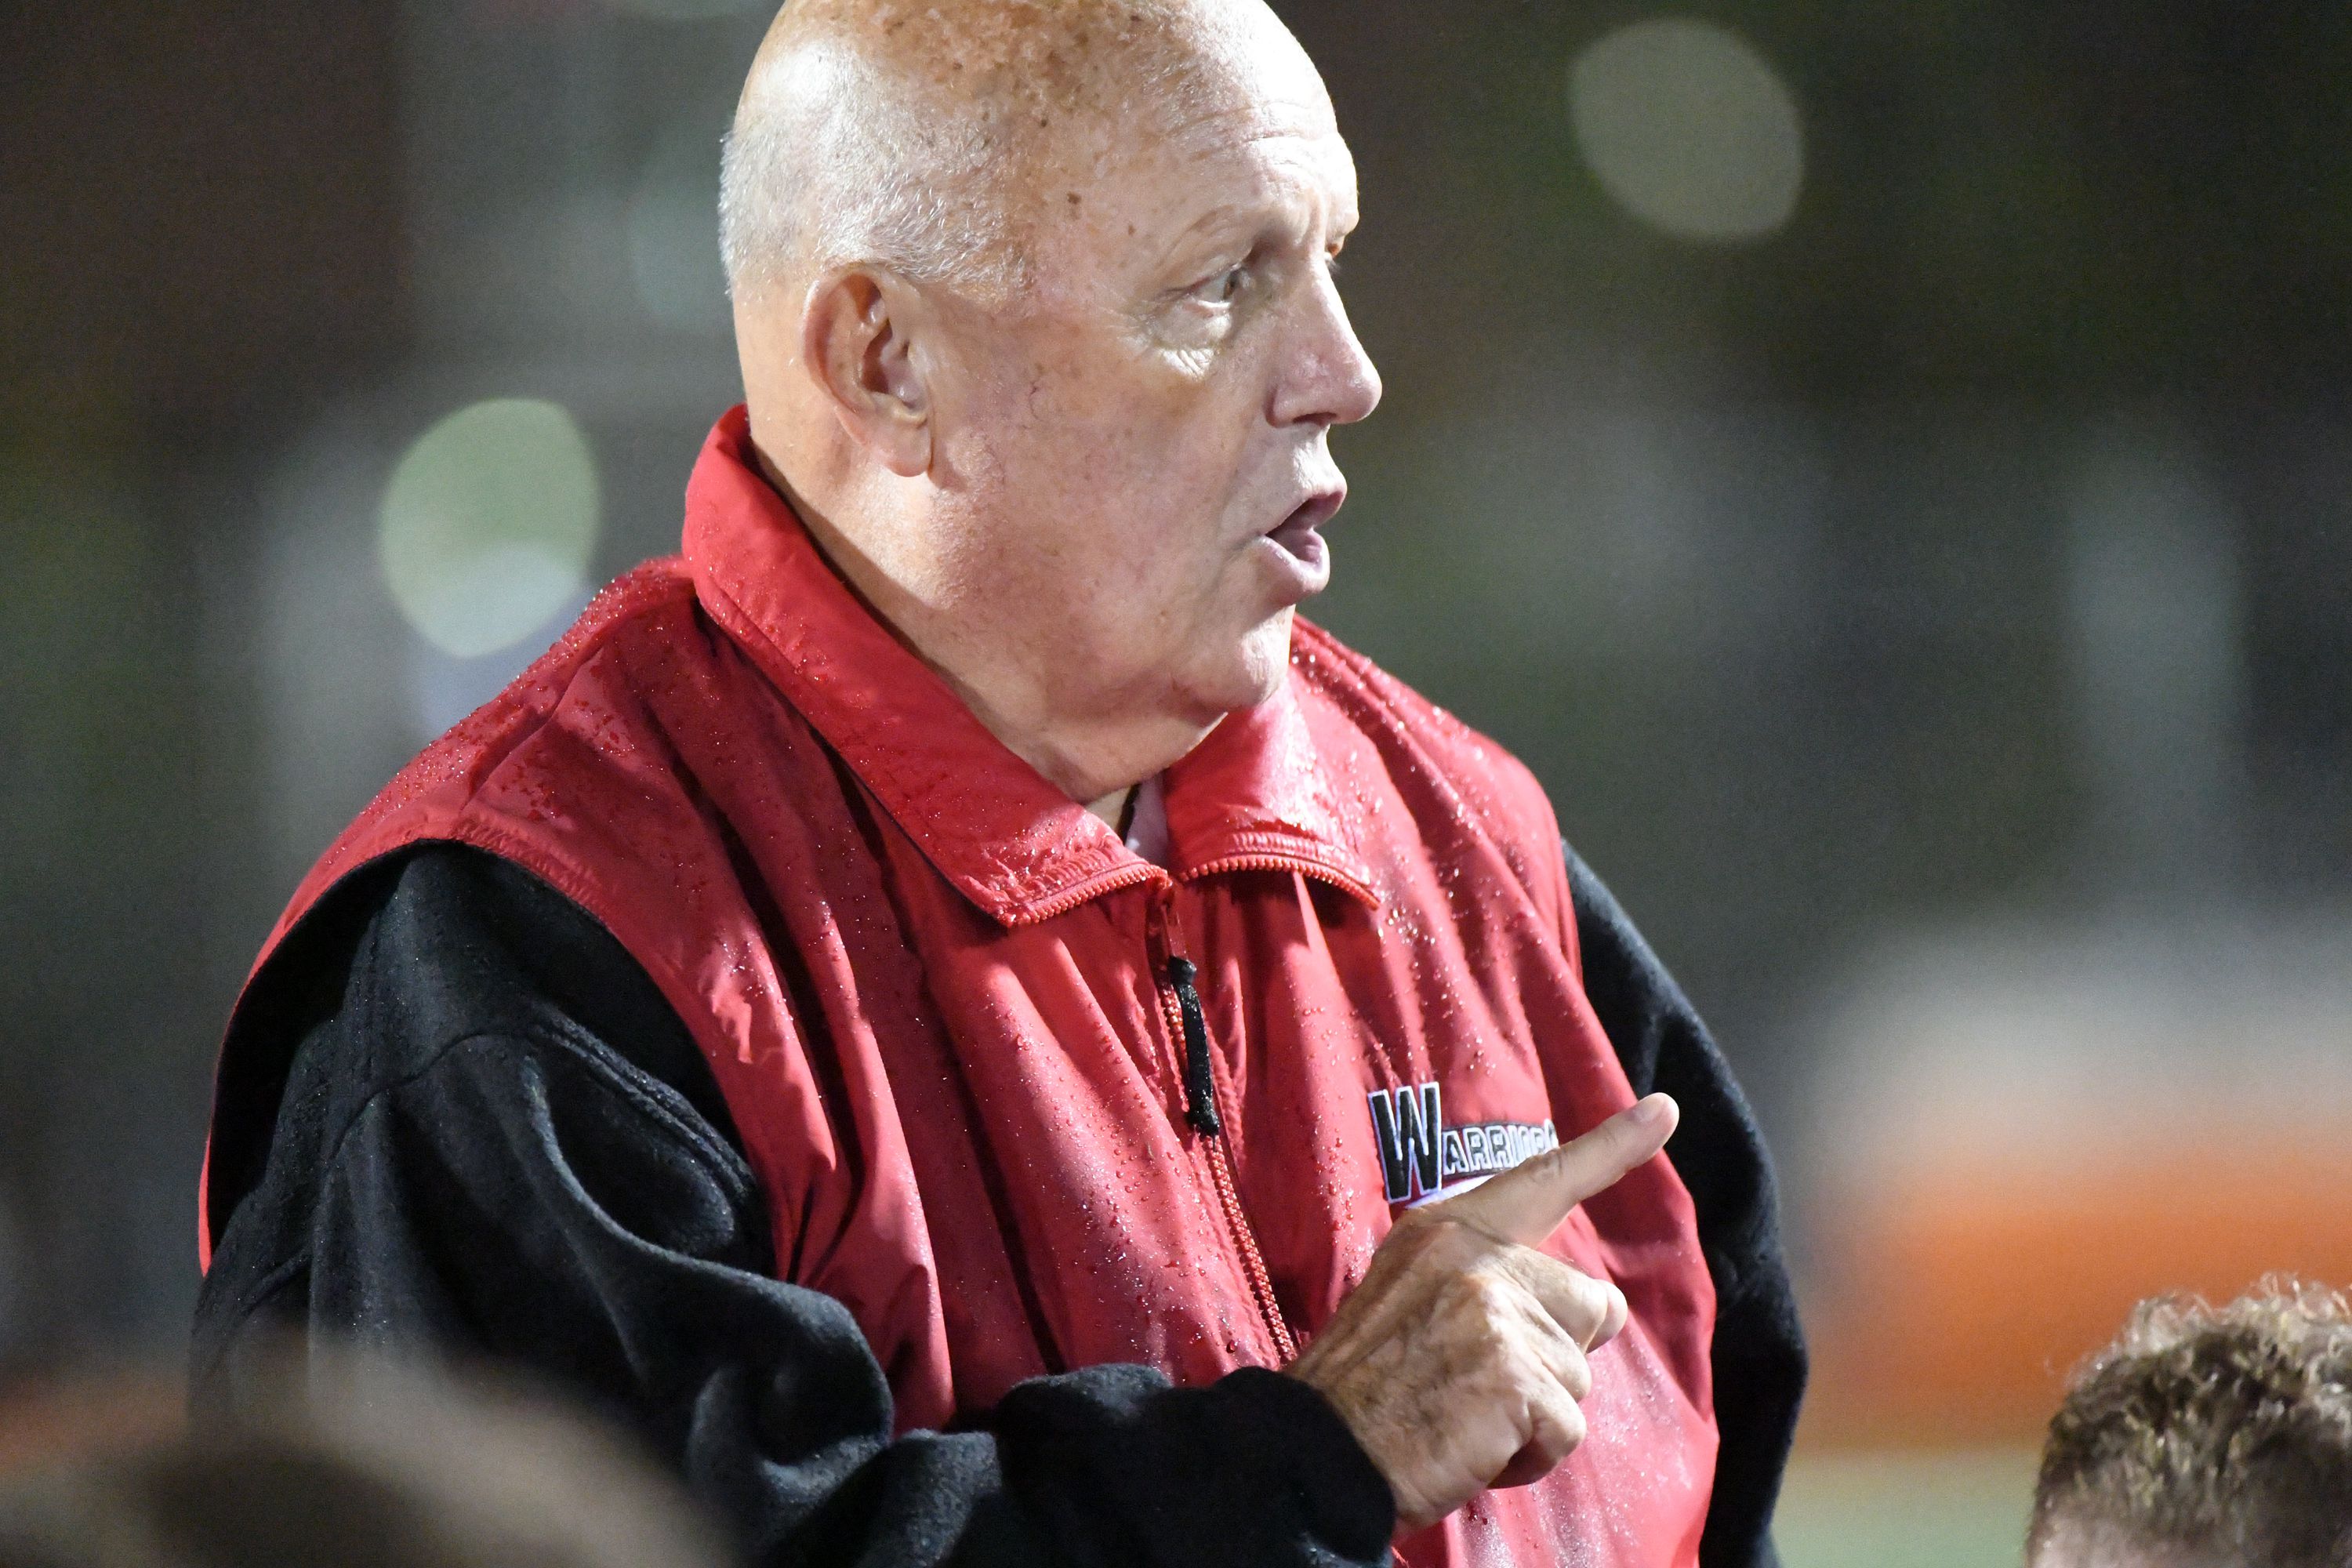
328, 561, 808, 877
263, 558, 831, 1012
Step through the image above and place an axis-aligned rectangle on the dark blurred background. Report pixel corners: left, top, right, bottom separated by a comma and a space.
5, 2, 2350, 1559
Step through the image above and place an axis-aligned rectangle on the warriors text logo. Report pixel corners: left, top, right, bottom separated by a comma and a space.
1366, 1081, 1559, 1205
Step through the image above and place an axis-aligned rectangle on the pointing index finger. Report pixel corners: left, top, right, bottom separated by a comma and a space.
1439, 1093, 1679, 1250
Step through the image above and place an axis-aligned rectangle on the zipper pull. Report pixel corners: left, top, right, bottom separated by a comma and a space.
1164, 956, 1223, 1138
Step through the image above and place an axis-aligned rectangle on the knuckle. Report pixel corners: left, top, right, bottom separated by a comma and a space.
1446, 1311, 1532, 1391
1564, 1277, 1616, 1340
1468, 1265, 1518, 1310
1523, 1260, 1600, 1336
1466, 1270, 1528, 1333
1557, 1399, 1588, 1453
1437, 1256, 1501, 1307
1559, 1345, 1593, 1402
1536, 1412, 1578, 1465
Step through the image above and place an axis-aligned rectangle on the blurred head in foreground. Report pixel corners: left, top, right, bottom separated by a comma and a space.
2027, 1279, 2352, 1568
0, 1352, 724, 1568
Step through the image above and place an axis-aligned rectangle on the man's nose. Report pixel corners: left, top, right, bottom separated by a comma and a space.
1272, 275, 1383, 429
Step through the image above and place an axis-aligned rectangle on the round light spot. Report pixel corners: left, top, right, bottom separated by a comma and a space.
379, 399, 601, 659
1567, 19, 1805, 243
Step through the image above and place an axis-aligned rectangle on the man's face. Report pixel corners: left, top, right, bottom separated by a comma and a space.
924, 24, 1381, 734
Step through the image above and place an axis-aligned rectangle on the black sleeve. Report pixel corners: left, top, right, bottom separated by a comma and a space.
192, 844, 1394, 1568
1564, 846, 1807, 1568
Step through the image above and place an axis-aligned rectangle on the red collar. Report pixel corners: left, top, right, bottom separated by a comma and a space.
682, 407, 1377, 926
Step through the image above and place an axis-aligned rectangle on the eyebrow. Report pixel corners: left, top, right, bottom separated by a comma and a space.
1152, 202, 1261, 265
1152, 189, 1348, 277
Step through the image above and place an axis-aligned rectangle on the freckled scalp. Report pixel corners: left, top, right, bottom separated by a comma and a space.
718, 0, 1330, 300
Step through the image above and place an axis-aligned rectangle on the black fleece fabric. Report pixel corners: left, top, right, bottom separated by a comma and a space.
193, 841, 1801, 1568
1565, 849, 1807, 1568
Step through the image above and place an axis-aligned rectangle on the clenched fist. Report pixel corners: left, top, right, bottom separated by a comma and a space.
1285, 1093, 1679, 1534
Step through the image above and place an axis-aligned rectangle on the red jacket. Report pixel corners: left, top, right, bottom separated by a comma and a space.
203, 408, 1718, 1566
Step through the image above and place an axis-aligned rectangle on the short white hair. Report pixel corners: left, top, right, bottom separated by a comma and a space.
717, 41, 1022, 300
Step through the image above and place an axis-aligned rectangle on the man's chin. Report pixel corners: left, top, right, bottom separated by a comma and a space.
1225, 611, 1297, 710
1158, 613, 1296, 730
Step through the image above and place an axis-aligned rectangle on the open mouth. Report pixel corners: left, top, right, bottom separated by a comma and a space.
1265, 488, 1345, 572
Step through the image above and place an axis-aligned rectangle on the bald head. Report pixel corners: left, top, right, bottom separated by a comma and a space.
718, 0, 1325, 301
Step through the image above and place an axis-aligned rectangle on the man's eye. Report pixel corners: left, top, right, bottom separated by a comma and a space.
1200, 265, 1249, 304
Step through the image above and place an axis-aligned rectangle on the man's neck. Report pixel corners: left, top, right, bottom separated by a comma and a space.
751, 451, 1207, 809
1085, 786, 1136, 832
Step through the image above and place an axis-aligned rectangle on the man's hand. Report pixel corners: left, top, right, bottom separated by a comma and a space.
1286, 1093, 1679, 1534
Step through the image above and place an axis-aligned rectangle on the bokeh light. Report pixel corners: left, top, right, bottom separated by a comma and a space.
1567, 19, 1805, 244
378, 398, 601, 659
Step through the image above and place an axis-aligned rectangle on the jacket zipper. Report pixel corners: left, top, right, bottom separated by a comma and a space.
1021, 863, 1168, 926
1181, 851, 1380, 909
1155, 937, 1299, 1364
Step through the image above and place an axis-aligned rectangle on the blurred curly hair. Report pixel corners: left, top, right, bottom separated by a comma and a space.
2027, 1277, 2352, 1567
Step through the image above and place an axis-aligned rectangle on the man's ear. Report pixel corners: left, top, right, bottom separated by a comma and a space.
800, 268, 933, 479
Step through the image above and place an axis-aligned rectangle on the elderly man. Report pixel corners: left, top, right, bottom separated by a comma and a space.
194, 2, 1803, 1564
